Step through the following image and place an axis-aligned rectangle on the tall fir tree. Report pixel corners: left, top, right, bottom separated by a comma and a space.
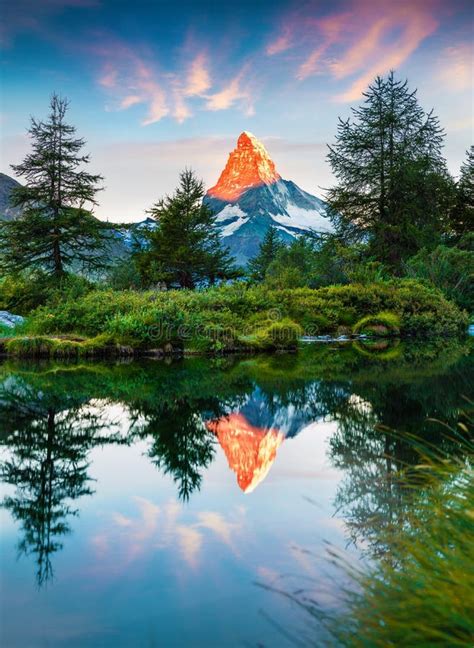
137, 169, 237, 288
0, 94, 108, 278
326, 71, 453, 270
247, 226, 285, 281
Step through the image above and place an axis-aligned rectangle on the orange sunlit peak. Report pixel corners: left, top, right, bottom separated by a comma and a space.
207, 131, 281, 202
207, 413, 285, 493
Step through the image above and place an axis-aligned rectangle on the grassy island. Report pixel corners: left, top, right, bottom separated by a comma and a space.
0, 279, 468, 358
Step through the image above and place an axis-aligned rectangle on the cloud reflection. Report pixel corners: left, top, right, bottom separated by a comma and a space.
90, 497, 245, 573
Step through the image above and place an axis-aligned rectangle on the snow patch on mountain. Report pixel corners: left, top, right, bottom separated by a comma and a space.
270, 204, 333, 233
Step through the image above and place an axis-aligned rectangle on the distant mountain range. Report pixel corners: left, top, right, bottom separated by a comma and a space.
0, 134, 332, 266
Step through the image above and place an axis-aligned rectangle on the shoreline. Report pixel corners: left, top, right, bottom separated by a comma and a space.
0, 330, 468, 360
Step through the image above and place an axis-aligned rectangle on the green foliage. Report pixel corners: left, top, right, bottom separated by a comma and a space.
135, 169, 238, 288
18, 280, 467, 357
327, 71, 453, 270
353, 311, 401, 336
449, 146, 474, 241
0, 94, 109, 278
335, 442, 474, 647
0, 272, 52, 314
106, 257, 144, 290
0, 323, 11, 338
260, 233, 389, 290
257, 319, 303, 350
0, 271, 95, 315
265, 236, 317, 288
247, 226, 285, 281
406, 245, 474, 313
5, 334, 113, 358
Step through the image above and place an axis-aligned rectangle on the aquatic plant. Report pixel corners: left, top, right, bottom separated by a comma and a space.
333, 428, 474, 647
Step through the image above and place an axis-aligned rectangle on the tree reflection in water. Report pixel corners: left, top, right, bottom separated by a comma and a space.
0, 338, 471, 585
0, 377, 125, 585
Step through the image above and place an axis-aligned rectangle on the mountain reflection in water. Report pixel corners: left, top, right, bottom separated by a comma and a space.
0, 339, 472, 647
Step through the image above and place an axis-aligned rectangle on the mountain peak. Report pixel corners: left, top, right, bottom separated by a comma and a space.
208, 131, 281, 202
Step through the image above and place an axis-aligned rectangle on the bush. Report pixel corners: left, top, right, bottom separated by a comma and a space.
405, 245, 474, 313
247, 319, 302, 351
5, 334, 114, 358
0, 272, 52, 314
0, 323, 11, 338
21, 280, 467, 354
353, 311, 401, 336
0, 271, 95, 315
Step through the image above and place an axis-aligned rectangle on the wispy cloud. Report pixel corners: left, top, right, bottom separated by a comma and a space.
96, 39, 254, 125
205, 66, 254, 115
266, 27, 292, 56
184, 52, 212, 96
271, 0, 442, 102
96, 41, 169, 125
436, 43, 473, 91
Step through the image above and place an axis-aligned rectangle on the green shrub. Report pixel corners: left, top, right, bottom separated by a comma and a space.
21, 280, 467, 354
258, 319, 302, 350
0, 323, 11, 338
353, 311, 401, 336
5, 334, 113, 358
405, 245, 474, 313
0, 272, 52, 314
0, 271, 95, 316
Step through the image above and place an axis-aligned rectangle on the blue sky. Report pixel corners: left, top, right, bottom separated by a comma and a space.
1, 0, 472, 221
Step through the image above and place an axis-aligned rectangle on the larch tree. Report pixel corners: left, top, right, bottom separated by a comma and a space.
326, 71, 454, 270
0, 94, 108, 278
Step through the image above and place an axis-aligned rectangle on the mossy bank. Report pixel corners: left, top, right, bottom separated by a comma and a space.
0, 280, 468, 358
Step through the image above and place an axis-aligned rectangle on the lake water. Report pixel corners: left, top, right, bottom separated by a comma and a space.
0, 339, 472, 647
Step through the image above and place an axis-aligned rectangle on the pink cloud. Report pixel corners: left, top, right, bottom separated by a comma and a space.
205, 67, 253, 115
335, 8, 439, 101
184, 52, 211, 96
266, 28, 292, 56
289, 0, 442, 100
296, 11, 350, 80
95, 38, 254, 124
172, 90, 192, 123
95, 44, 169, 125
98, 62, 118, 88
437, 43, 473, 91
120, 94, 141, 109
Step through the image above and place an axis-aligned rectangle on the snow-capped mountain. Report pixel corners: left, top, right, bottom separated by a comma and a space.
204, 132, 333, 265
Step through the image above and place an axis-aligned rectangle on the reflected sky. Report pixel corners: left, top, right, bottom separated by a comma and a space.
0, 340, 472, 647
1, 419, 344, 647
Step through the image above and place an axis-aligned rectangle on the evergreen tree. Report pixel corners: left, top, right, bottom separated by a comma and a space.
449, 146, 474, 242
327, 71, 453, 270
137, 169, 237, 288
247, 226, 285, 281
0, 94, 108, 278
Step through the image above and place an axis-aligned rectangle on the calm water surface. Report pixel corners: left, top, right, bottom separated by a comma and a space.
0, 340, 472, 647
